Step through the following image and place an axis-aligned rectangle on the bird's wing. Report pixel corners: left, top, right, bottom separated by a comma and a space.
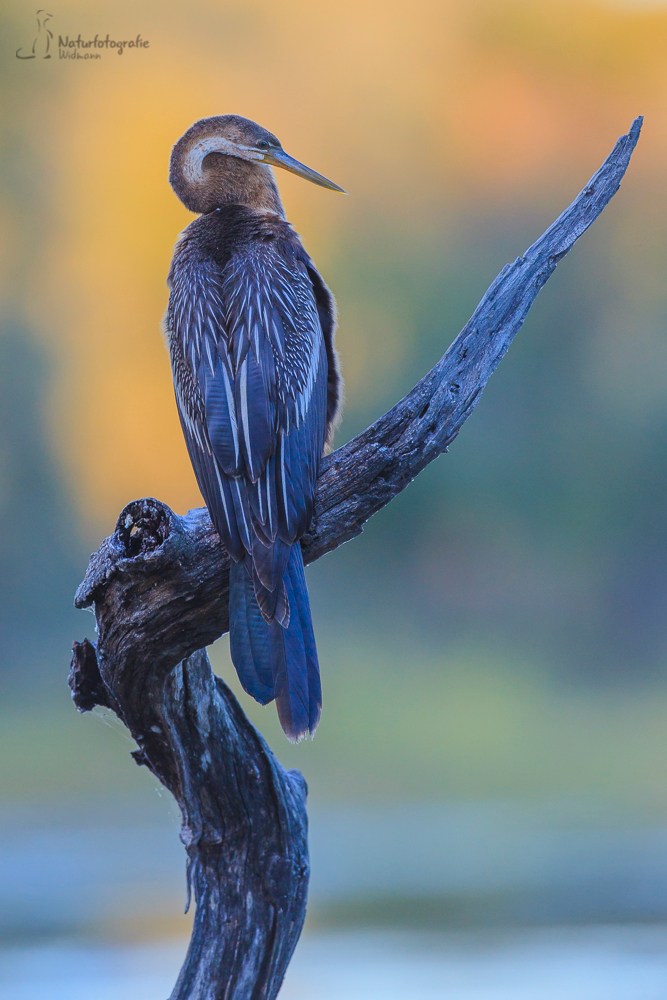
168, 242, 328, 579
168, 257, 246, 560
305, 260, 342, 446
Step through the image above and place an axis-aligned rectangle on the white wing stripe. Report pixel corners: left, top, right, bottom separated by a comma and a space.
221, 364, 240, 466
234, 478, 251, 549
213, 460, 232, 525
279, 437, 289, 527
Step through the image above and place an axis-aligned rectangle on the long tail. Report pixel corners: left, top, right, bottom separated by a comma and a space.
229, 544, 321, 741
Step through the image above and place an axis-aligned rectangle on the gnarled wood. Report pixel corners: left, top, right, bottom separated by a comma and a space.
71, 117, 642, 999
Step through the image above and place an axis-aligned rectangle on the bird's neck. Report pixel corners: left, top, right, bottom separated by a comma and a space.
174, 151, 286, 217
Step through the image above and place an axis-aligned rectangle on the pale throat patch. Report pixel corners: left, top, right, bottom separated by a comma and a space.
182, 136, 265, 185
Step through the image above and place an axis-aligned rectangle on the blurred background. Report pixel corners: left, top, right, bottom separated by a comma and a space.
2, 0, 667, 996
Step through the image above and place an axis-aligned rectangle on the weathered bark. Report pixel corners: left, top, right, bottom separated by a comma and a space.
70, 117, 642, 999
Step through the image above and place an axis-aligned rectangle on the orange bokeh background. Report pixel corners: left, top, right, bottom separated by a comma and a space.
4, 0, 667, 537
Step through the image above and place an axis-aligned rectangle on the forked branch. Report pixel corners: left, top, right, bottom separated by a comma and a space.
70, 117, 642, 1000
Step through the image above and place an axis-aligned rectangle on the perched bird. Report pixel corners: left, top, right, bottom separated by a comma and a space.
166, 116, 344, 741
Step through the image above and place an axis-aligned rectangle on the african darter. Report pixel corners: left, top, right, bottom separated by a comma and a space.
166, 115, 344, 740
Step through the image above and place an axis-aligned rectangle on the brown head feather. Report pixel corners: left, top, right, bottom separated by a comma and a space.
169, 115, 285, 216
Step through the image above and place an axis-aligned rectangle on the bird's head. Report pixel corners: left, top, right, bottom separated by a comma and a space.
169, 115, 345, 216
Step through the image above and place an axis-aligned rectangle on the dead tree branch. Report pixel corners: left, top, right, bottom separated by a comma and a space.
70, 117, 642, 1000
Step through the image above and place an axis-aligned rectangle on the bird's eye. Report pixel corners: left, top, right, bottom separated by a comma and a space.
255, 140, 269, 151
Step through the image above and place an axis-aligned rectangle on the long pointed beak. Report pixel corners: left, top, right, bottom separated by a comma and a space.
266, 148, 346, 193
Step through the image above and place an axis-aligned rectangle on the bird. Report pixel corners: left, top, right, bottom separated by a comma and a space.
166, 115, 344, 741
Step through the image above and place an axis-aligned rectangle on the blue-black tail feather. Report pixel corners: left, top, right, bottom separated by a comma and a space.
228, 545, 321, 741
285, 544, 321, 735
229, 559, 276, 705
